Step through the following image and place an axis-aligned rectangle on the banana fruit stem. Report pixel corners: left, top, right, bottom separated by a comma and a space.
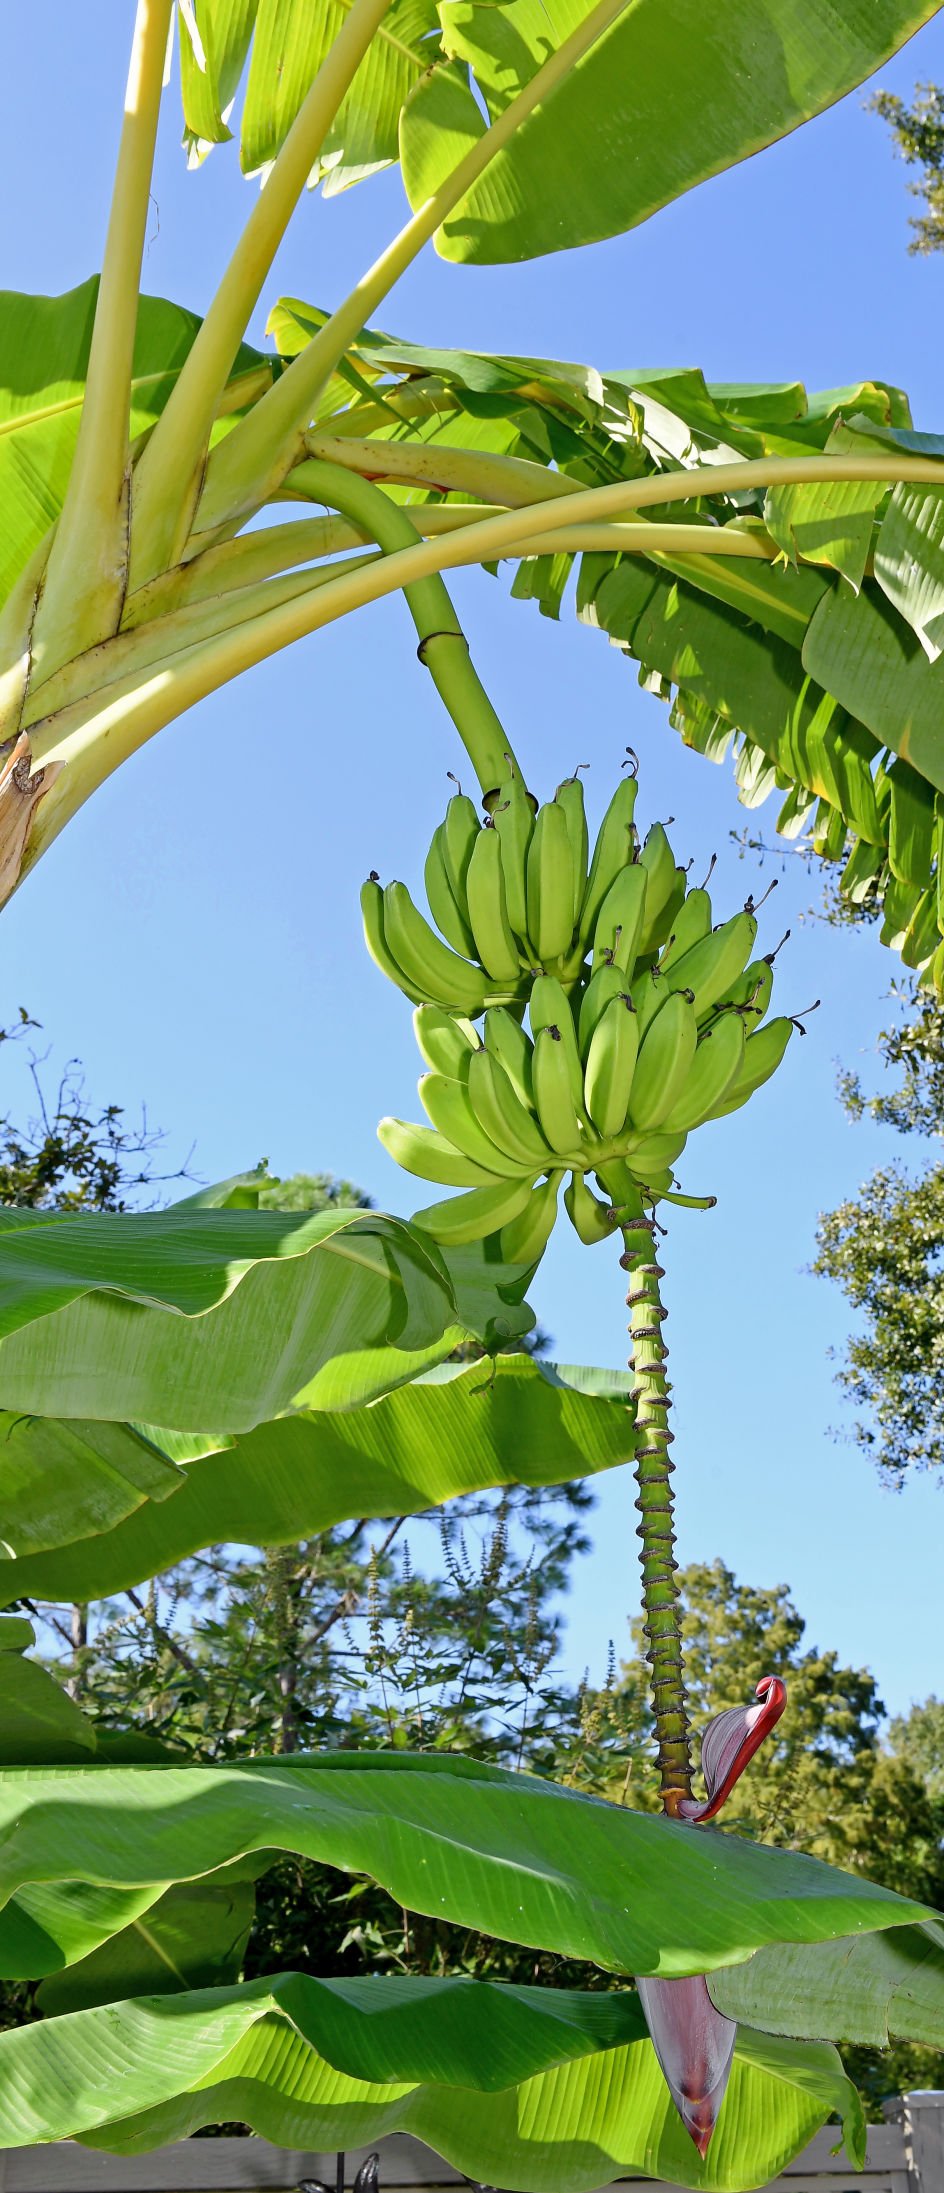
619, 1211, 694, 1810
303, 459, 523, 796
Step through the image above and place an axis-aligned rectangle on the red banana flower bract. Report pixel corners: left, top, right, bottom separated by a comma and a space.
637, 1677, 788, 2154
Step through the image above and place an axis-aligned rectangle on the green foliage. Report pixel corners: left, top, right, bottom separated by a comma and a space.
814, 985, 944, 1485
0, 1970, 864, 2189
892, 1696, 944, 1803
872, 81, 944, 254
178, 0, 937, 266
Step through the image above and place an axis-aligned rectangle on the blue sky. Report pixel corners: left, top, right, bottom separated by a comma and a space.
2, 7, 943, 1718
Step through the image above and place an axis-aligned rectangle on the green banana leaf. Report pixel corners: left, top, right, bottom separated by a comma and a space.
0, 1970, 864, 2189
176, 0, 939, 268
0, 281, 269, 610
34, 1864, 263, 2017
0, 1205, 487, 1428
0, 1756, 930, 1982
0, 1616, 97, 1764
0, 1355, 633, 1598
178, 0, 438, 190
402, 0, 942, 265
708, 1921, 944, 2050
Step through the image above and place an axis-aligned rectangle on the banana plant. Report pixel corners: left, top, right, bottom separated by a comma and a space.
358, 747, 944, 2148
4, 9, 944, 2186
3, 0, 944, 979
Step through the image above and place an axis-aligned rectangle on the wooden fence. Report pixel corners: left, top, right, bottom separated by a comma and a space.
0, 2100, 941, 2193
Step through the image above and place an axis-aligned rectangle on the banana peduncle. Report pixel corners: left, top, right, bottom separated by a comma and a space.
616, 1196, 694, 1811
303, 459, 523, 798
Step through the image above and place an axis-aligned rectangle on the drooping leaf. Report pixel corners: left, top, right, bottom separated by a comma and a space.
0, 1970, 865, 2188
802, 580, 944, 794
179, 0, 438, 189
0, 1616, 96, 1764
708, 1921, 944, 2050
400, 0, 942, 265
0, 282, 269, 609
764, 424, 890, 590
0, 1355, 633, 1600
0, 1757, 930, 1982
35, 1864, 261, 2017
0, 1414, 185, 1562
875, 480, 944, 660
0, 1206, 467, 1428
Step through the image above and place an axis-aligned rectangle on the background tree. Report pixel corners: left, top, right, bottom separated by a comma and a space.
872, 81, 944, 253
813, 983, 944, 1486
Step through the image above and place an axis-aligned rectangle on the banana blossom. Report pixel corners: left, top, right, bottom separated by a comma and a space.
638, 1677, 787, 2156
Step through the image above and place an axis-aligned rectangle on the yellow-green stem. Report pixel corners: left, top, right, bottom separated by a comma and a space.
30, 0, 174, 676
24, 448, 944, 884
128, 0, 399, 587
302, 460, 522, 792
192, 0, 633, 540
298, 432, 585, 510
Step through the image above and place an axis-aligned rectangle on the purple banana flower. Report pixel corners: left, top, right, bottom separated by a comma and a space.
638, 1678, 788, 2157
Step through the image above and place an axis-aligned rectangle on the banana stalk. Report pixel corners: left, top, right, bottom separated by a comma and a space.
599, 1170, 693, 1811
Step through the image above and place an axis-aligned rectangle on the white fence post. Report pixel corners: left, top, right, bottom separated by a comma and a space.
892, 2092, 944, 2190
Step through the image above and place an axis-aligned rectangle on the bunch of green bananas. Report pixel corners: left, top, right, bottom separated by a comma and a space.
362, 763, 687, 1014
376, 805, 798, 1263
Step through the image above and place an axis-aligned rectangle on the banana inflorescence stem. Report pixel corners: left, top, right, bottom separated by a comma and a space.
618, 1205, 694, 1810
303, 459, 523, 797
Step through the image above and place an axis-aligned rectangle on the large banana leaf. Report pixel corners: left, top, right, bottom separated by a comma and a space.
0, 1971, 864, 2189
0, 1355, 633, 1598
0, 282, 269, 610
0, 1205, 492, 1427
34, 1864, 262, 2017
708, 1921, 944, 2049
0, 1616, 97, 1764
177, 0, 940, 266
0, 1756, 930, 1982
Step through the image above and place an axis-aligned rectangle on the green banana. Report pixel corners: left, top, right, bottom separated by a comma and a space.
526, 800, 576, 964
637, 824, 686, 953
556, 776, 589, 930
658, 885, 713, 970
712, 955, 774, 1024
419, 1072, 527, 1177
578, 963, 628, 1059
424, 825, 477, 959
413, 1004, 478, 1079
623, 1128, 688, 1177
660, 1014, 746, 1132
491, 772, 535, 944
484, 1006, 534, 1109
564, 1170, 613, 1244
529, 976, 584, 1110
661, 909, 757, 1018
413, 1173, 537, 1246
584, 994, 639, 1139
501, 1169, 564, 1265
361, 877, 423, 1004
631, 965, 671, 1039
713, 1016, 794, 1115
591, 863, 649, 978
580, 773, 639, 941
383, 882, 486, 1015
467, 1047, 552, 1169
532, 1026, 584, 1155
378, 1117, 504, 1188
443, 790, 481, 902
465, 825, 522, 985
628, 990, 698, 1131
